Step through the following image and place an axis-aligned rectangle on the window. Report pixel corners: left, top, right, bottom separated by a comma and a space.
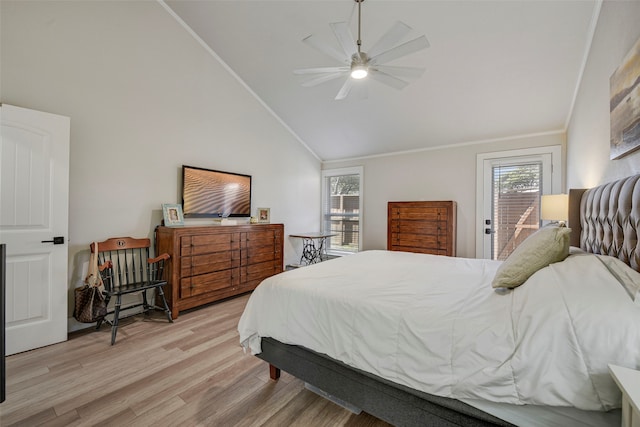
321, 167, 363, 255
491, 161, 543, 260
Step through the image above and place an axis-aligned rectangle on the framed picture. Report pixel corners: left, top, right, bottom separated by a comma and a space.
610, 35, 640, 159
162, 203, 184, 226
257, 207, 270, 223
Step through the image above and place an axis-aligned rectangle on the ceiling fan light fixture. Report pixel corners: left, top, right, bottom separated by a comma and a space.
351, 64, 368, 79
350, 51, 369, 79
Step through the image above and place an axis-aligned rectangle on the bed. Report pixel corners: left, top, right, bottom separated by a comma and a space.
238, 173, 640, 427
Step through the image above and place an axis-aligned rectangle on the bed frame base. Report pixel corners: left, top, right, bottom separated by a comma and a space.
257, 337, 514, 427
269, 364, 280, 380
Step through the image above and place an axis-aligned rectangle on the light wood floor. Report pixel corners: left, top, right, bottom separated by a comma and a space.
0, 293, 391, 427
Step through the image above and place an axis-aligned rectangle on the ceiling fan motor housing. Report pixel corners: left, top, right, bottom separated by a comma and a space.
350, 52, 369, 79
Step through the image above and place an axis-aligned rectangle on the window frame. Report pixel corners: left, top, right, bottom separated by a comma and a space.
321, 166, 364, 256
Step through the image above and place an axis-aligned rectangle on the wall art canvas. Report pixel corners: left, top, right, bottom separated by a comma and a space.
610, 36, 640, 160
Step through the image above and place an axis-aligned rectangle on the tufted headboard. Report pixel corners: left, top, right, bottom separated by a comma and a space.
568, 174, 640, 272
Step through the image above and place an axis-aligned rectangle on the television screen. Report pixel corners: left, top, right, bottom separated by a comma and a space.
182, 165, 252, 218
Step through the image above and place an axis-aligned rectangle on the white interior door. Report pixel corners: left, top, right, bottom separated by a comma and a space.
0, 104, 70, 355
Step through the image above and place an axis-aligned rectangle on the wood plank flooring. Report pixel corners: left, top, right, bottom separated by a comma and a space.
0, 293, 391, 426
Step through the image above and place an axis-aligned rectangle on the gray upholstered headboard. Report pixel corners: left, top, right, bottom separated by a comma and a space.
568, 174, 640, 272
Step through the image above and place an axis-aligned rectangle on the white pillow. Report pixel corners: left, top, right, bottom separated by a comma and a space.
492, 225, 571, 289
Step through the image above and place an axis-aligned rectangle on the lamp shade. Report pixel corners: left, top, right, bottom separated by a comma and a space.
541, 194, 569, 221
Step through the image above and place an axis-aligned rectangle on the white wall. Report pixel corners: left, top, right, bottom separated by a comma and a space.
567, 1, 640, 188
0, 0, 321, 328
324, 132, 565, 258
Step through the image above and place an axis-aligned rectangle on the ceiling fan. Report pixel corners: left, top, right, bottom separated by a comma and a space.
294, 0, 430, 100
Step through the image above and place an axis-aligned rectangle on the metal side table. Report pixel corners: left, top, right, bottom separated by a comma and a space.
289, 232, 336, 266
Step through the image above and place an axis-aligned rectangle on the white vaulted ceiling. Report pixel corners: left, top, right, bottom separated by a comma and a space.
164, 0, 599, 162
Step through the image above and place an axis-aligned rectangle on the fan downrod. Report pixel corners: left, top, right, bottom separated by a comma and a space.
355, 0, 364, 54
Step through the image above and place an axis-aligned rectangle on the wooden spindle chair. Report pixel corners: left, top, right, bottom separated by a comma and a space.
91, 237, 173, 345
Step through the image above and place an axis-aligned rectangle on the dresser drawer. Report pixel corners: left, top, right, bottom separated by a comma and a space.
241, 260, 281, 284
389, 207, 447, 220
390, 233, 447, 250
180, 250, 240, 278
393, 247, 448, 256
246, 243, 279, 263
180, 233, 238, 256
245, 230, 279, 246
389, 220, 446, 236
180, 268, 240, 298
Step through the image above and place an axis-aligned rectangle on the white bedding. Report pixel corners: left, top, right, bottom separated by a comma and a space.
238, 250, 640, 411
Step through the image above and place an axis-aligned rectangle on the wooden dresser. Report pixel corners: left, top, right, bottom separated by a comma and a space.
387, 201, 457, 256
156, 224, 283, 319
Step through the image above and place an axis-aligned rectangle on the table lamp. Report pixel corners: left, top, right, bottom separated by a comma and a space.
541, 194, 569, 226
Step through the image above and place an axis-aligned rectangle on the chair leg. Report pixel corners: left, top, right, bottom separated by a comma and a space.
96, 294, 111, 330
142, 289, 150, 315
156, 287, 173, 323
111, 294, 122, 345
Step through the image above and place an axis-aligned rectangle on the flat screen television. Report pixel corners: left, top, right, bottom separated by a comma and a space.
182, 165, 252, 218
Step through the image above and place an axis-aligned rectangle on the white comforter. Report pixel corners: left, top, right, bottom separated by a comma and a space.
238, 250, 640, 410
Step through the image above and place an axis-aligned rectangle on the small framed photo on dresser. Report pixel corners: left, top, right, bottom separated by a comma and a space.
257, 207, 270, 223
162, 204, 184, 226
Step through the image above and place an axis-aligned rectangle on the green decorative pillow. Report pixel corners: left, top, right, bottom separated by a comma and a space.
492, 225, 571, 289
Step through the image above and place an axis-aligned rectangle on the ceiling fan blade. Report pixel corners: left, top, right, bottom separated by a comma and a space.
366, 21, 413, 58
370, 35, 430, 65
335, 77, 354, 100
330, 22, 358, 60
294, 66, 350, 75
368, 70, 409, 90
303, 33, 350, 64
301, 72, 347, 87
347, 0, 357, 26
372, 65, 425, 79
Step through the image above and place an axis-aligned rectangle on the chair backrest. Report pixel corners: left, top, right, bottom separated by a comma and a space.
90, 237, 164, 291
